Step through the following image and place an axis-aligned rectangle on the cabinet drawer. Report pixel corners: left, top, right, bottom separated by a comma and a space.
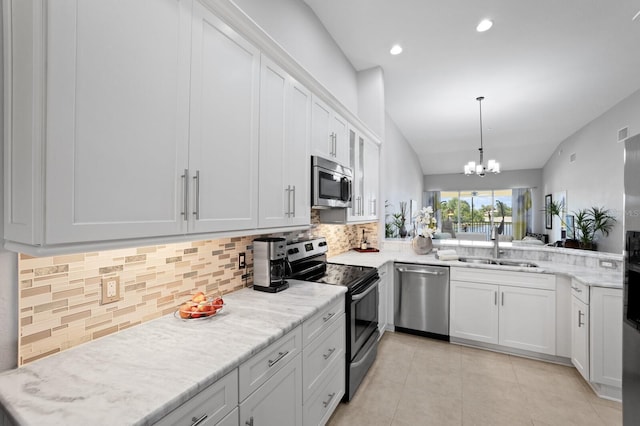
303, 361, 345, 426
451, 267, 555, 290
303, 313, 345, 401
155, 369, 238, 426
303, 297, 345, 347
571, 279, 589, 304
239, 326, 302, 401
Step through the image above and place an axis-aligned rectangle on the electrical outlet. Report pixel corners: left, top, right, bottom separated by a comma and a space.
101, 276, 120, 304
239, 252, 246, 269
599, 260, 616, 269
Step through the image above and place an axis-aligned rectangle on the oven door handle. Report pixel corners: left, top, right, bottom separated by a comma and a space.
351, 279, 380, 301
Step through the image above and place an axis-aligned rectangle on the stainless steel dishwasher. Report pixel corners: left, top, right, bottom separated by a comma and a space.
394, 263, 450, 340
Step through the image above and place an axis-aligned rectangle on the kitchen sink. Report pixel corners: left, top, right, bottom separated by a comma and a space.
458, 257, 538, 268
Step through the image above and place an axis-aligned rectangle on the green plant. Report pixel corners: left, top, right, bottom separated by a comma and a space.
544, 199, 566, 228
573, 207, 616, 249
385, 200, 396, 238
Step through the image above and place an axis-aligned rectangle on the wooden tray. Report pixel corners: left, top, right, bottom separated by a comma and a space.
352, 247, 380, 253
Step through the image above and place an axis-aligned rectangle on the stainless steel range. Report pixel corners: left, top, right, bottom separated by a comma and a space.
287, 237, 379, 401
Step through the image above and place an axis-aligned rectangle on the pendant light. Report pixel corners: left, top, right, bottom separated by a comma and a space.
464, 96, 500, 177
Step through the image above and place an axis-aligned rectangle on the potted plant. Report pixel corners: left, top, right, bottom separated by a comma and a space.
573, 207, 616, 250
397, 201, 408, 238
412, 206, 437, 254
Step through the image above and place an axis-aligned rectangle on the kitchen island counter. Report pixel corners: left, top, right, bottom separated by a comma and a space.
0, 281, 345, 426
329, 246, 622, 289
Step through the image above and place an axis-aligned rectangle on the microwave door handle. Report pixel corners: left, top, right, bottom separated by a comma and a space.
342, 177, 352, 203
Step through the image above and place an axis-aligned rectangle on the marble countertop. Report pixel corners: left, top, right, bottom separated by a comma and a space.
0, 281, 346, 426
329, 250, 623, 289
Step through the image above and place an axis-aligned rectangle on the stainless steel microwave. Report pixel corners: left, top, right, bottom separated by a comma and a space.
311, 156, 352, 209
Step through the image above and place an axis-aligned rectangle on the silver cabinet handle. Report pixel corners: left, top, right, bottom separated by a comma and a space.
501, 292, 504, 306
285, 186, 291, 217
192, 170, 200, 220
191, 414, 208, 426
333, 133, 337, 157
291, 185, 296, 217
245, 417, 254, 426
360, 197, 364, 216
268, 350, 289, 367
571, 285, 582, 293
578, 310, 585, 327
323, 347, 336, 360
494, 291, 497, 305
323, 392, 336, 408
181, 169, 189, 221
322, 312, 335, 322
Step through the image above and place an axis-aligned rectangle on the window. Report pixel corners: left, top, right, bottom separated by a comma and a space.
439, 189, 514, 237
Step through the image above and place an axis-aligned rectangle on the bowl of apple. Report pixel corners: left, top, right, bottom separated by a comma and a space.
175, 292, 224, 320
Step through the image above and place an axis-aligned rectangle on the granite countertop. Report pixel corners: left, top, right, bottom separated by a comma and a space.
0, 281, 346, 426
329, 249, 623, 289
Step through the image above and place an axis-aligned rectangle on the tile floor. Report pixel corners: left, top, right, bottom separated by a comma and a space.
328, 331, 622, 426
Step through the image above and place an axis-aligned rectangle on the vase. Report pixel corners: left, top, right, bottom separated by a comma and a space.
412, 235, 433, 255
399, 224, 408, 238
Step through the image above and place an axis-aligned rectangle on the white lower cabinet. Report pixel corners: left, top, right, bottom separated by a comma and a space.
378, 263, 389, 336
216, 407, 239, 426
450, 268, 556, 355
590, 286, 623, 388
155, 369, 238, 426
239, 353, 303, 426
303, 361, 345, 426
571, 279, 590, 382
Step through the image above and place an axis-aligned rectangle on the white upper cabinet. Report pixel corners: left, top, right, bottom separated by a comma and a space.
311, 95, 349, 166
188, 1, 260, 233
258, 56, 311, 228
362, 139, 380, 221
15, 0, 193, 244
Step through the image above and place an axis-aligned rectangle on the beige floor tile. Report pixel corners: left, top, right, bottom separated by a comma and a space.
590, 401, 622, 425
462, 371, 526, 404
327, 403, 393, 426
516, 365, 591, 401
509, 354, 577, 378
525, 391, 606, 426
394, 386, 462, 425
348, 374, 404, 419
462, 398, 533, 426
461, 350, 518, 383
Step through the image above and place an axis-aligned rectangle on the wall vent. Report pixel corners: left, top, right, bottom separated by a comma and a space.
570, 153, 576, 163
618, 126, 629, 142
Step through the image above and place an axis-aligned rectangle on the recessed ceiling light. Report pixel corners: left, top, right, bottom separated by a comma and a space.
476, 19, 493, 32
390, 44, 403, 55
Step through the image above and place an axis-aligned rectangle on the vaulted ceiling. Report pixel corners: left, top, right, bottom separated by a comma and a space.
304, 0, 640, 175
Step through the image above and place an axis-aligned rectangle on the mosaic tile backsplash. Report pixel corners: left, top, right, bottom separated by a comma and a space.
17, 214, 378, 366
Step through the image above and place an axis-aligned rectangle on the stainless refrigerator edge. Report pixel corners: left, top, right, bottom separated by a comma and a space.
623, 134, 640, 424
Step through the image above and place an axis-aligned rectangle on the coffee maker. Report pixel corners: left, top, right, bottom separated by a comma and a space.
253, 237, 289, 293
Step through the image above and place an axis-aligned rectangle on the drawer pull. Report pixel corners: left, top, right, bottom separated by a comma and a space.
323, 347, 336, 360
245, 416, 254, 426
191, 414, 208, 426
571, 285, 583, 293
268, 350, 289, 368
323, 392, 336, 408
578, 310, 585, 327
322, 312, 335, 322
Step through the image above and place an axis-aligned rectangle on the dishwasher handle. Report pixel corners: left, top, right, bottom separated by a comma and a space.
395, 267, 446, 276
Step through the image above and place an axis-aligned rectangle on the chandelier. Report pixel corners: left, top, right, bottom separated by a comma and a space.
464, 96, 500, 176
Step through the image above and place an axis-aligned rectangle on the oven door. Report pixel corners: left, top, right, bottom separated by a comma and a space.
350, 277, 379, 359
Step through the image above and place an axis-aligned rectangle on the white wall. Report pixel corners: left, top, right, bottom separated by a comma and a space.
232, 0, 358, 113
0, 9, 18, 372
382, 114, 424, 228
543, 89, 640, 254
356, 67, 385, 139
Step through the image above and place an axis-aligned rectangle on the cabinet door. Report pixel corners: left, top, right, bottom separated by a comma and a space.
240, 353, 303, 426
348, 128, 364, 220
591, 287, 622, 387
258, 56, 289, 228
378, 265, 388, 335
285, 80, 311, 226
499, 286, 556, 355
363, 140, 379, 220
311, 96, 332, 160
571, 296, 590, 381
450, 281, 499, 344
188, 1, 260, 233
45, 0, 192, 243
332, 113, 349, 166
